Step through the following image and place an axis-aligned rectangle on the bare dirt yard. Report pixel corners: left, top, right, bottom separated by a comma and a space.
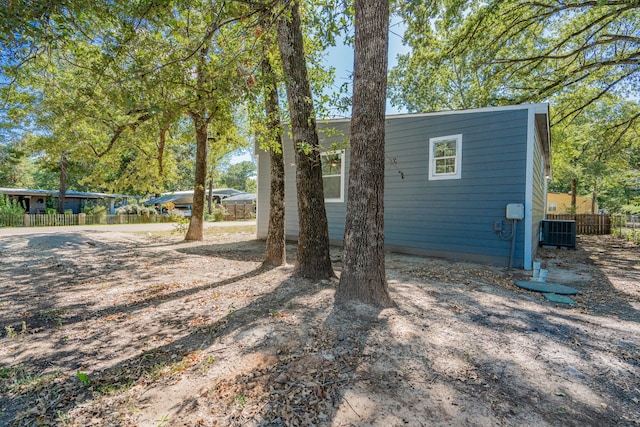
1, 225, 638, 426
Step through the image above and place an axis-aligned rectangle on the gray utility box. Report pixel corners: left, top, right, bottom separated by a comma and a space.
540, 220, 576, 249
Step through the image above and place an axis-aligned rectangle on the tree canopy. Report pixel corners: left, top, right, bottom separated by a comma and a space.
392, 1, 638, 117
216, 160, 257, 192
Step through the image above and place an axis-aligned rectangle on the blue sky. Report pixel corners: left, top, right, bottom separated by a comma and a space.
323, 17, 410, 116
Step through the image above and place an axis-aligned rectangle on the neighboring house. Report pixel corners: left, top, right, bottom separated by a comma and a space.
255, 104, 551, 270
547, 192, 597, 214
145, 188, 245, 213
221, 193, 256, 205
0, 188, 128, 214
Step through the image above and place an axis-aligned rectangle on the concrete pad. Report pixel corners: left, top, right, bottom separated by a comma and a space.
514, 281, 579, 295
543, 293, 576, 305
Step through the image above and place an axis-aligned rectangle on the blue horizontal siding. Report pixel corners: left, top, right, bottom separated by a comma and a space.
264, 108, 533, 267
379, 109, 528, 265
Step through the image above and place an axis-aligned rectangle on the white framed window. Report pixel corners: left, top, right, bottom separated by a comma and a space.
321, 151, 345, 202
429, 134, 462, 180
548, 202, 557, 212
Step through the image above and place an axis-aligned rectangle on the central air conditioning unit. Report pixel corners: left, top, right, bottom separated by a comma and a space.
539, 220, 576, 249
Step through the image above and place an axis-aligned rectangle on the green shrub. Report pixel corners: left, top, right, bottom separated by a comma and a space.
167, 212, 186, 222
171, 216, 190, 234
205, 205, 226, 222
115, 204, 157, 215
0, 194, 25, 216
83, 203, 107, 216
45, 196, 56, 211
620, 204, 640, 215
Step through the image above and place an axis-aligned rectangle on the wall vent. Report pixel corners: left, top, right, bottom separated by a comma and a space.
540, 220, 576, 249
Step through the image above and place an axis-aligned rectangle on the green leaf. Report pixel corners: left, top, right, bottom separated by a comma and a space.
76, 371, 90, 386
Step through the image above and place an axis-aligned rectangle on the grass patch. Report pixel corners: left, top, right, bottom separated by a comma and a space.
204, 224, 255, 235
0, 365, 62, 394
147, 352, 203, 380
37, 309, 65, 326
234, 393, 247, 408
139, 224, 255, 238
4, 321, 27, 338
93, 367, 139, 395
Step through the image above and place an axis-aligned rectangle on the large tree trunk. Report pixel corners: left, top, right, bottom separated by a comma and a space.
591, 180, 597, 214
262, 52, 286, 266
185, 114, 208, 241
276, 0, 332, 279
58, 151, 67, 214
336, 0, 393, 306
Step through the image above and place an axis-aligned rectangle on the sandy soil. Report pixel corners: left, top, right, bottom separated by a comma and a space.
0, 226, 638, 426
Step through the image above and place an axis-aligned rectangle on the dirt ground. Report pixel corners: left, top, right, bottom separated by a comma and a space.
0, 226, 638, 426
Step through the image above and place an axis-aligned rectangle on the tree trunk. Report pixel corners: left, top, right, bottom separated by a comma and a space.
58, 151, 67, 214
185, 29, 213, 241
262, 52, 286, 266
208, 163, 215, 216
570, 178, 577, 212
158, 124, 170, 178
276, 0, 332, 279
185, 114, 208, 241
591, 180, 597, 214
336, 0, 393, 306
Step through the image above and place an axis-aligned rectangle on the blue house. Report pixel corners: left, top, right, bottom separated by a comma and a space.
255, 104, 551, 269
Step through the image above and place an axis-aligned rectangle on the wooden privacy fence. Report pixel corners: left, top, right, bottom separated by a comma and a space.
546, 214, 611, 235
221, 203, 255, 221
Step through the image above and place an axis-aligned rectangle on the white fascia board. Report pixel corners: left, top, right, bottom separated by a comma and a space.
295, 103, 551, 124
384, 103, 550, 120
523, 108, 536, 270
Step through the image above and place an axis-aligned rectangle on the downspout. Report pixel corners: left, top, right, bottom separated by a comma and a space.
509, 219, 517, 269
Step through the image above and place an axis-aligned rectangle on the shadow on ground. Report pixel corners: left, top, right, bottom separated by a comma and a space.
0, 232, 638, 426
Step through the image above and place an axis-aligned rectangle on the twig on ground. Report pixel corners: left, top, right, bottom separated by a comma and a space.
344, 396, 361, 419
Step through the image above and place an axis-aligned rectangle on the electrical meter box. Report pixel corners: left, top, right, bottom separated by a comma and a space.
506, 203, 525, 220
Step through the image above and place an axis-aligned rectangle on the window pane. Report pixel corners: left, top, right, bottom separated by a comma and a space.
434, 140, 456, 158
321, 154, 341, 175
435, 158, 456, 174
429, 134, 462, 181
323, 176, 341, 199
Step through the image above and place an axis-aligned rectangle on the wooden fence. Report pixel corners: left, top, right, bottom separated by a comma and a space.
29, 214, 80, 226
546, 214, 611, 235
0, 213, 24, 227
2, 213, 182, 228
0, 207, 254, 228
221, 203, 255, 221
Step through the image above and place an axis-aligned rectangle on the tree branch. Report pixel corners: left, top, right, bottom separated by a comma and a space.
89, 112, 153, 158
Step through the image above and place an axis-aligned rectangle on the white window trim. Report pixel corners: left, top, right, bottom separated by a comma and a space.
428, 134, 463, 180
321, 150, 345, 202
